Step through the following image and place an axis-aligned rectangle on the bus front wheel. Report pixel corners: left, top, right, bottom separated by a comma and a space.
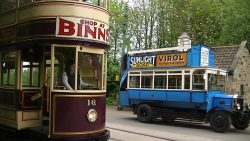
232, 115, 249, 130
137, 104, 152, 123
210, 111, 231, 133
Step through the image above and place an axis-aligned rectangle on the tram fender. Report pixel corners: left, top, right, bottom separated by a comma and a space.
88, 129, 110, 141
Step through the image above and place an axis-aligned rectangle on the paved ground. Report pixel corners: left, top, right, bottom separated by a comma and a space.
106, 105, 250, 141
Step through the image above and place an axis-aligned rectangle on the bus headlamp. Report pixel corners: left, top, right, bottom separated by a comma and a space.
237, 103, 241, 110
87, 109, 98, 122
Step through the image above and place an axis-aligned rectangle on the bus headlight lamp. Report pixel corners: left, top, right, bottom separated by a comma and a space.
87, 109, 98, 122
237, 103, 241, 110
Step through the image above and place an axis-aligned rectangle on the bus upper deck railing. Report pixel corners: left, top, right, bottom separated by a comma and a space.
0, 0, 108, 14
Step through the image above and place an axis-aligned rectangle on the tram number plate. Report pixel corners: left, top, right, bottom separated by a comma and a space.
87, 99, 96, 106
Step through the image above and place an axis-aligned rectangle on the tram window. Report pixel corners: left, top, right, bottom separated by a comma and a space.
1, 61, 15, 85
154, 75, 166, 89
54, 47, 74, 90
83, 0, 106, 8
0, 0, 17, 13
141, 76, 153, 88
168, 75, 182, 89
103, 51, 107, 90
78, 52, 103, 90
53, 61, 59, 87
22, 62, 39, 87
129, 76, 140, 88
19, 0, 32, 6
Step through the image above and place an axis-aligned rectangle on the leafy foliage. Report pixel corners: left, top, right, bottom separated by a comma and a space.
220, 0, 250, 44
107, 59, 120, 97
107, 0, 250, 102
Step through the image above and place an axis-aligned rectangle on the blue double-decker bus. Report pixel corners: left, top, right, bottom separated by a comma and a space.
118, 44, 250, 133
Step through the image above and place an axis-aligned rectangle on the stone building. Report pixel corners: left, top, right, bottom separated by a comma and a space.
211, 41, 250, 104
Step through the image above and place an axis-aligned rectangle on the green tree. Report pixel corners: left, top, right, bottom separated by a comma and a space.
109, 0, 127, 61
170, 0, 225, 46
220, 0, 250, 44
106, 59, 120, 97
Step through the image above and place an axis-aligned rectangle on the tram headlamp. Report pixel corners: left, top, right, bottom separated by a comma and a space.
87, 109, 98, 122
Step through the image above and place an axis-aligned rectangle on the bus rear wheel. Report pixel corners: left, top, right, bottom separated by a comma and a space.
137, 104, 152, 123
210, 111, 231, 133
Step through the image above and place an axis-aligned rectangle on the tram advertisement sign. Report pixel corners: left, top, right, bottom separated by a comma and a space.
130, 55, 156, 68
156, 53, 187, 67
56, 17, 109, 44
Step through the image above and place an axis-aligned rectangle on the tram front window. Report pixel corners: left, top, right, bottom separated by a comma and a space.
78, 52, 103, 90
53, 46, 104, 91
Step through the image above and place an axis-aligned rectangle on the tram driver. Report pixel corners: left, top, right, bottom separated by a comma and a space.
62, 61, 93, 90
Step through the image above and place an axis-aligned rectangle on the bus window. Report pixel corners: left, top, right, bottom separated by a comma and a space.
208, 73, 225, 91
154, 75, 166, 89
141, 75, 153, 88
193, 70, 205, 90
168, 75, 182, 89
78, 52, 103, 90
184, 75, 190, 89
217, 75, 226, 91
129, 76, 140, 88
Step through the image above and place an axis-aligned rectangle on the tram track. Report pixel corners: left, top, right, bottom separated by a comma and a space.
107, 127, 176, 141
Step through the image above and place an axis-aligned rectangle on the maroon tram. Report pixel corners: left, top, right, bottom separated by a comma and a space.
0, 0, 110, 140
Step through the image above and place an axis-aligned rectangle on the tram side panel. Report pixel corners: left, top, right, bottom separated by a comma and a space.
0, 89, 42, 130
50, 92, 106, 139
